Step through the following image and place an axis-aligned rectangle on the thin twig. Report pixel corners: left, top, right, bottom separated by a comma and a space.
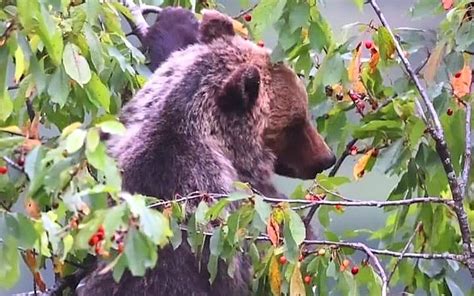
367, 0, 474, 276
387, 222, 422, 283
355, 242, 388, 295
2, 156, 24, 173
461, 103, 472, 197
233, 3, 259, 19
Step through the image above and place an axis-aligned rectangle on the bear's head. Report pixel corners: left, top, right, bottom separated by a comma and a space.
199, 10, 336, 179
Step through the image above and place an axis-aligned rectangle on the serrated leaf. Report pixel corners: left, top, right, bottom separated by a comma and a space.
423, 42, 444, 84
63, 43, 91, 85
124, 227, 157, 277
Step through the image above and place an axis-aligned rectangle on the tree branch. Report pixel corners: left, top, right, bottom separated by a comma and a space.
354, 242, 388, 296
233, 3, 259, 19
367, 0, 474, 277
387, 222, 422, 284
461, 103, 472, 197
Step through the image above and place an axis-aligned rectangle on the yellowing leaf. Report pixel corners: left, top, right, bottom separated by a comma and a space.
452, 63, 472, 99
423, 43, 445, 83
290, 263, 306, 296
353, 148, 375, 180
267, 216, 280, 246
301, 28, 309, 42
14, 46, 26, 83
53, 257, 65, 277
0, 125, 23, 135
269, 255, 282, 296
232, 19, 248, 38
61, 122, 82, 138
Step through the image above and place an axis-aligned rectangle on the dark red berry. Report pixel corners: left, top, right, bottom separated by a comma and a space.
279, 256, 287, 265
17, 158, 24, 166
243, 14, 252, 22
447, 108, 453, 116
351, 266, 359, 275
304, 275, 312, 284
117, 242, 124, 254
364, 40, 373, 49
454, 72, 461, 78
0, 166, 7, 175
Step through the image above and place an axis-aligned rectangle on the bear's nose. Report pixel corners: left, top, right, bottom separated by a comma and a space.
322, 153, 336, 170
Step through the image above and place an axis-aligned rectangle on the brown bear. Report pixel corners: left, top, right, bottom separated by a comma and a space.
78, 9, 335, 296
120, 3, 335, 184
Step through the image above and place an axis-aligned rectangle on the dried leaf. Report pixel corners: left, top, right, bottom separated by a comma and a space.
33, 271, 47, 292
24, 250, 37, 271
53, 257, 65, 277
267, 216, 280, 246
369, 48, 380, 73
290, 263, 306, 296
348, 44, 367, 95
25, 198, 40, 219
269, 255, 282, 296
232, 19, 248, 38
442, 0, 454, 10
452, 63, 472, 99
423, 43, 445, 83
353, 148, 375, 180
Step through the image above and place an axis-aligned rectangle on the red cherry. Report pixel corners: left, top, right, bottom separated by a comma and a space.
454, 72, 461, 78
95, 244, 101, 254
447, 108, 453, 116
304, 275, 312, 284
243, 14, 252, 22
364, 40, 373, 49
0, 166, 7, 175
117, 242, 124, 254
257, 40, 264, 47
351, 266, 359, 275
298, 254, 304, 262
88, 235, 99, 246
98, 225, 105, 234
279, 256, 287, 265
335, 204, 344, 211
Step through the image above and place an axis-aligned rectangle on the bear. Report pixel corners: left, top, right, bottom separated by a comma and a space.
78, 9, 336, 296
120, 2, 336, 184
122, 0, 199, 71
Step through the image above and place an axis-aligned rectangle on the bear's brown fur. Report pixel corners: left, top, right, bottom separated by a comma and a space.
77, 9, 334, 296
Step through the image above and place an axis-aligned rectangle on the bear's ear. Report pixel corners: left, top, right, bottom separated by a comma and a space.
216, 65, 260, 113
199, 9, 235, 43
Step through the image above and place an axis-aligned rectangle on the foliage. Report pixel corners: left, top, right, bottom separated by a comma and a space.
0, 0, 473, 295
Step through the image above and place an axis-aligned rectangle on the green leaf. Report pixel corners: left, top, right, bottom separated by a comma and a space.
288, 3, 309, 33
48, 66, 70, 107
65, 128, 87, 154
286, 209, 305, 246
250, 0, 286, 40
0, 47, 12, 122
84, 25, 105, 73
353, 120, 404, 139
207, 255, 219, 284
308, 9, 333, 52
376, 27, 395, 61
353, 0, 364, 11
124, 227, 157, 277
85, 73, 111, 111
97, 120, 126, 135
86, 128, 100, 152
0, 236, 20, 288
63, 43, 91, 85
